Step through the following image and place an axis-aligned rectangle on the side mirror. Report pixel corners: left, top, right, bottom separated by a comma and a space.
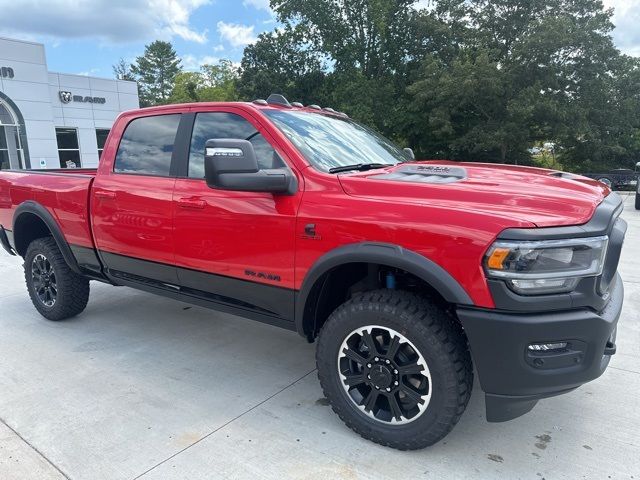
403, 148, 415, 161
204, 139, 296, 194
636, 161, 640, 171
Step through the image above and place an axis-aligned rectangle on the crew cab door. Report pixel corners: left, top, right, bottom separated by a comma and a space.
91, 112, 183, 285
172, 107, 302, 323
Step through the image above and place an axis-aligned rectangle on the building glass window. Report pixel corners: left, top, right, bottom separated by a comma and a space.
56, 127, 81, 168
0, 101, 26, 170
96, 129, 110, 159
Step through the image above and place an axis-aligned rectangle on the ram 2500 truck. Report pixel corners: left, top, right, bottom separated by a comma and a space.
0, 95, 627, 450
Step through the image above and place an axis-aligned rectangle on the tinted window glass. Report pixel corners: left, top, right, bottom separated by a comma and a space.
188, 112, 283, 178
115, 114, 180, 176
96, 128, 110, 158
55, 127, 79, 150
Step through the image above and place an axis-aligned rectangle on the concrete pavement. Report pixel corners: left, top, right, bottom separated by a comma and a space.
1, 193, 638, 480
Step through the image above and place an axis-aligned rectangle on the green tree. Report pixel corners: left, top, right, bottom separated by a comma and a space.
406, 0, 635, 167
169, 60, 240, 104
237, 25, 327, 103
112, 58, 135, 81
131, 41, 182, 106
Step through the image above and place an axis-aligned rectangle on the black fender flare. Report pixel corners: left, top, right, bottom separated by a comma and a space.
12, 201, 82, 274
294, 242, 474, 337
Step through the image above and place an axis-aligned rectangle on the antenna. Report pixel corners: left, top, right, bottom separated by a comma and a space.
266, 94, 292, 107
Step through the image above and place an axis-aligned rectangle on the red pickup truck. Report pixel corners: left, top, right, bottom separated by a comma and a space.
0, 95, 626, 450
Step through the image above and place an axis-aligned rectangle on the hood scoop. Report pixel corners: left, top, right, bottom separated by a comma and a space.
372, 164, 467, 184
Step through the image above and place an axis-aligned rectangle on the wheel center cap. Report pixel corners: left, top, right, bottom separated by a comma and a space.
369, 364, 392, 388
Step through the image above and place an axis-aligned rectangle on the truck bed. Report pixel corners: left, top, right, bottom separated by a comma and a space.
0, 169, 97, 249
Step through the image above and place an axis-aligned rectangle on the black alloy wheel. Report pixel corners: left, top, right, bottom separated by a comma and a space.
338, 325, 432, 424
31, 253, 58, 307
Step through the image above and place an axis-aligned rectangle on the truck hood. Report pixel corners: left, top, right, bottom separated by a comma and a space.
338, 161, 610, 228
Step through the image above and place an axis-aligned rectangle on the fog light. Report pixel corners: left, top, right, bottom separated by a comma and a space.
527, 342, 568, 351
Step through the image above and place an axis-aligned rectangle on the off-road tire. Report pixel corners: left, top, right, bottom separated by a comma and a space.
24, 237, 90, 321
316, 289, 473, 450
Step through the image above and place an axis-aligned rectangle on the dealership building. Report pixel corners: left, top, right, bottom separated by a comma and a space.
0, 37, 139, 171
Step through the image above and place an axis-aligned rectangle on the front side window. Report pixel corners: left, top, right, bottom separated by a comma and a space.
263, 109, 407, 172
188, 112, 284, 178
114, 114, 181, 176
56, 127, 81, 168
96, 129, 110, 158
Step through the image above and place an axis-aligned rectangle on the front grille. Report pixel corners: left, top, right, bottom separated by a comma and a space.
598, 217, 627, 295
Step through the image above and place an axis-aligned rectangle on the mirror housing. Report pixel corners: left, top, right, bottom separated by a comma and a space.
204, 139, 296, 194
403, 148, 415, 161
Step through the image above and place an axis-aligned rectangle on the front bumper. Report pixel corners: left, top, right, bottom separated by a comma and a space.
457, 272, 624, 422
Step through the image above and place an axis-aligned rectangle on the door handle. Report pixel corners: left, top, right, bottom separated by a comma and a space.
95, 191, 116, 200
177, 197, 206, 209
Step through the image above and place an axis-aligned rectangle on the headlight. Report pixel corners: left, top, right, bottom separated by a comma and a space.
484, 236, 608, 295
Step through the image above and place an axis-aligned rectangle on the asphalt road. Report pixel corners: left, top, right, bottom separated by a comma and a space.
0, 193, 638, 480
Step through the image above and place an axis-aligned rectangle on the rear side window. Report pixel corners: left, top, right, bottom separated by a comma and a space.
188, 112, 284, 178
114, 114, 181, 176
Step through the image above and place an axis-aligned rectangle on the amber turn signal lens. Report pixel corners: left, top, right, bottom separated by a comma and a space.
487, 248, 510, 270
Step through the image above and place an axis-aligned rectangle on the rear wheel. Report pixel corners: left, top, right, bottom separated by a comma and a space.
316, 290, 472, 450
636, 187, 640, 210
24, 237, 90, 321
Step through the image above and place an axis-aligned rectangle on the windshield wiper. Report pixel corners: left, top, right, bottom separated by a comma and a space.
328, 163, 391, 174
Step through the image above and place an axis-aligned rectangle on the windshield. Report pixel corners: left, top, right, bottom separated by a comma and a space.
263, 109, 408, 172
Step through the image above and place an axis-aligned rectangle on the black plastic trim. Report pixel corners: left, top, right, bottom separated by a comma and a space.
100, 250, 295, 322
110, 273, 296, 332
172, 112, 195, 178
457, 272, 623, 422
498, 192, 623, 240
69, 244, 105, 277
101, 251, 179, 285
177, 266, 294, 321
0, 226, 16, 255
295, 242, 473, 336
12, 201, 82, 274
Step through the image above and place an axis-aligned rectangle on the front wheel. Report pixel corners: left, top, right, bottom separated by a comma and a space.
24, 237, 90, 321
635, 188, 640, 210
316, 290, 473, 450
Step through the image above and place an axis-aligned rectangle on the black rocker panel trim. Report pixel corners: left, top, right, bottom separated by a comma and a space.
110, 273, 296, 331
69, 244, 105, 276
177, 267, 295, 320
101, 251, 179, 285
100, 250, 295, 322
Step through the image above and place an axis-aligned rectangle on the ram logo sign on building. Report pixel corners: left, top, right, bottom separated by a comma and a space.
59, 91, 106, 104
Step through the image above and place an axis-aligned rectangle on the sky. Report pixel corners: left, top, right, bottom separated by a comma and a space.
0, 0, 638, 79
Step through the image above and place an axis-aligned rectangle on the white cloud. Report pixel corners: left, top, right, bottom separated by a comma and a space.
216, 21, 257, 48
181, 54, 220, 71
0, 0, 209, 44
76, 68, 101, 76
243, 0, 271, 11
604, 0, 640, 56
